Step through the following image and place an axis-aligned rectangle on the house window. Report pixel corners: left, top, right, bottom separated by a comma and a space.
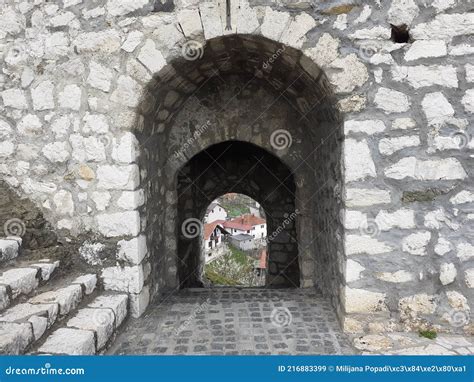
208, 242, 212, 248
261, 225, 264, 228
247, 230, 250, 233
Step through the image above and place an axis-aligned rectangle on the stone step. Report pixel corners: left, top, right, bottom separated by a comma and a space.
0, 237, 22, 263
35, 293, 128, 355
0, 273, 97, 354
0, 260, 60, 312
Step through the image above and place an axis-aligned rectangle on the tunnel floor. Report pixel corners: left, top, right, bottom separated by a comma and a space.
108, 288, 355, 355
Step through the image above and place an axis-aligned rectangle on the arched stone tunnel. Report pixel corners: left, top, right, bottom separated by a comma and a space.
134, 34, 344, 312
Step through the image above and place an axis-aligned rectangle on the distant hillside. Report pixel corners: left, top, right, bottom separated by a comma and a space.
217, 194, 263, 218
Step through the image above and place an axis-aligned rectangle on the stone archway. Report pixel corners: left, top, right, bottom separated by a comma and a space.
177, 141, 298, 288
135, 33, 344, 315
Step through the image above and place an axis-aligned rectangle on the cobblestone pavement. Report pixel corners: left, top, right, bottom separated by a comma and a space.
108, 288, 355, 355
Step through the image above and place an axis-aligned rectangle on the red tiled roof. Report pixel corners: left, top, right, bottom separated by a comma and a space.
223, 214, 266, 231
203, 220, 226, 240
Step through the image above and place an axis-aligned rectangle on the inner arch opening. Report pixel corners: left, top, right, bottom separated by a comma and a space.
178, 141, 298, 288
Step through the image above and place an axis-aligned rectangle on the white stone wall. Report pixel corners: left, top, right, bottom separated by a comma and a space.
0, 0, 472, 331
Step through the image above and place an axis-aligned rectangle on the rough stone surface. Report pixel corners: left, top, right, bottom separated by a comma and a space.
37, 328, 95, 355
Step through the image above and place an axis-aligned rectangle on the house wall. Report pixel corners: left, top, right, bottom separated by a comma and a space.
205, 205, 227, 223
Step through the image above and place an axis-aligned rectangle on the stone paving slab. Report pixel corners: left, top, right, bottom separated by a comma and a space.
108, 288, 354, 355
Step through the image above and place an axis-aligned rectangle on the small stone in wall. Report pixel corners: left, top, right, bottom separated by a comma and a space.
424, 208, 459, 231
439, 263, 457, 285
434, 237, 452, 256
464, 269, 474, 288
405, 40, 447, 61
345, 287, 387, 313
78, 165, 95, 181
87, 61, 113, 92
91, 191, 111, 211
110, 76, 141, 108
121, 31, 144, 53
328, 54, 368, 93
384, 157, 467, 180
79, 242, 105, 266
337, 95, 366, 113
446, 290, 469, 311
344, 139, 376, 182
450, 190, 474, 205
387, 0, 419, 26
96, 211, 141, 237
107, 0, 149, 16
375, 208, 415, 231
378, 136, 420, 156
457, 243, 474, 262
305, 33, 340, 68
345, 235, 393, 255
462, 89, 474, 113
53, 190, 74, 216
392, 118, 416, 130
137, 39, 167, 74
345, 188, 391, 207
42, 142, 70, 163
402, 231, 431, 256
74, 30, 121, 54
345, 259, 365, 283
399, 293, 437, 321
31, 81, 55, 111
1, 89, 27, 109
392, 65, 458, 89
374, 87, 410, 113
422, 92, 454, 125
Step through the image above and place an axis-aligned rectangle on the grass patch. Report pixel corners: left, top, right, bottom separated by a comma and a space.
204, 268, 242, 286
418, 330, 437, 340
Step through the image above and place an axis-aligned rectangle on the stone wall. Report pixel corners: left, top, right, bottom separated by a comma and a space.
0, 0, 472, 332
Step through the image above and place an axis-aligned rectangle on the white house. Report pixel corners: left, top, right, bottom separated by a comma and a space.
203, 221, 229, 262
204, 202, 228, 223
223, 214, 267, 240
